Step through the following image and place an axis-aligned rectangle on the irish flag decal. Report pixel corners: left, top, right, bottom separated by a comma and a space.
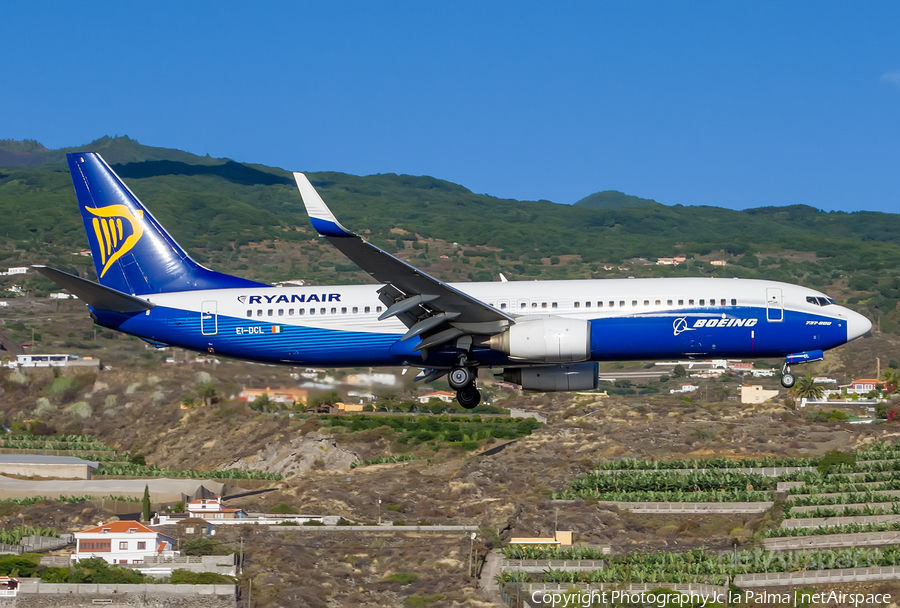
272, 326, 282, 334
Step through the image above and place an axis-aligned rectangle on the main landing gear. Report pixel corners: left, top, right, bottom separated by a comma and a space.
449, 365, 481, 409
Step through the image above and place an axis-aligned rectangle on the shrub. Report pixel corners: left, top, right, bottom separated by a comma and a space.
170, 570, 235, 584
182, 537, 228, 556
817, 450, 856, 474
269, 502, 298, 514
384, 572, 419, 585
64, 401, 92, 420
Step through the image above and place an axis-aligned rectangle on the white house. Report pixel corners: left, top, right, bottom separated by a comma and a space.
74, 521, 175, 565
187, 497, 248, 519
6, 267, 27, 275
417, 391, 456, 404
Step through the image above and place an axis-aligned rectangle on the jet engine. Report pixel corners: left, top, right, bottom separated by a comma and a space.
502, 363, 599, 391
487, 317, 591, 363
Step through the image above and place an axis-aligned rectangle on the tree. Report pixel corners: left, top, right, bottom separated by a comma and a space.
196, 382, 219, 407
881, 369, 900, 394
142, 484, 151, 522
673, 365, 687, 378
790, 374, 825, 400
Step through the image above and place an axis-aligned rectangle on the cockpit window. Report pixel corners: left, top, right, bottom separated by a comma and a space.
807, 296, 836, 306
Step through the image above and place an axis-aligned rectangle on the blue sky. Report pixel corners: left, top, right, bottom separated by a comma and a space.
3, 2, 899, 212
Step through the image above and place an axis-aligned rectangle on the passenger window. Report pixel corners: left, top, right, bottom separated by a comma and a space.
585, 302, 591, 308
678, 299, 684, 305
331, 307, 337, 314
731, 299, 737, 305
320, 308, 326, 315
631, 300, 637, 307
552, 303, 558, 309
278, 309, 284, 316
289, 308, 294, 316
341, 307, 347, 314
376, 306, 383, 312
500, 303, 507, 310
299, 309, 305, 315
597, 302, 603, 308
364, 306, 370, 313
699, 299, 705, 305
667, 300, 672, 306
655, 300, 661, 305
257, 310, 262, 317
531, 302, 537, 308
574, 302, 580, 308
310, 308, 315, 315
643, 300, 649, 306
720, 299, 726, 306
268, 309, 273, 316
619, 301, 625, 307
246, 310, 252, 318
688, 299, 694, 305
542, 303, 548, 309
352, 307, 358, 313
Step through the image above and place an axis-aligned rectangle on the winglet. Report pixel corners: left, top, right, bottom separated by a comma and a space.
293, 173, 355, 237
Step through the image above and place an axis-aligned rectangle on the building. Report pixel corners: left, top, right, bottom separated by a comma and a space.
344, 373, 397, 386
669, 385, 698, 395
418, 391, 456, 404
0, 454, 98, 479
335, 402, 364, 413
186, 497, 248, 520
509, 531, 573, 547
741, 385, 780, 404
6, 267, 27, 275
74, 521, 175, 565
49, 293, 77, 300
238, 387, 307, 406
710, 260, 727, 266
848, 379, 885, 394
730, 362, 754, 372
750, 369, 776, 377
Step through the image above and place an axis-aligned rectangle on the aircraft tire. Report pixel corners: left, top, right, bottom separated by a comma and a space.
781, 373, 795, 389
457, 386, 481, 409
448, 366, 475, 390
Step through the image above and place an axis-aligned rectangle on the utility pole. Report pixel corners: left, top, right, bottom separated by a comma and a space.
239, 536, 243, 575
377, 498, 381, 525
248, 579, 252, 608
877, 357, 881, 380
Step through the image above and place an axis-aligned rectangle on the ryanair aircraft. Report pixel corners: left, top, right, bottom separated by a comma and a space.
37, 153, 872, 407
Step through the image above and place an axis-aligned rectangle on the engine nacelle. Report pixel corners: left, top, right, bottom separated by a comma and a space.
488, 317, 591, 363
503, 363, 599, 392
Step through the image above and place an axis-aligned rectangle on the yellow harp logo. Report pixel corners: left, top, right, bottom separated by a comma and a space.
86, 205, 145, 278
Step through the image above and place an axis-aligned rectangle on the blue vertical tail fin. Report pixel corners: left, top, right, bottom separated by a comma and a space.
67, 153, 265, 295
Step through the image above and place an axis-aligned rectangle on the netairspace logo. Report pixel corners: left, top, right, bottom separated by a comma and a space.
529, 589, 891, 607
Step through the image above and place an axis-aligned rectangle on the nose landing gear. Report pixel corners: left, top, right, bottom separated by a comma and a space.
781, 363, 795, 389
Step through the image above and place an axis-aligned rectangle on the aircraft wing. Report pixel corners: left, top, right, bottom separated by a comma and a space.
294, 173, 514, 355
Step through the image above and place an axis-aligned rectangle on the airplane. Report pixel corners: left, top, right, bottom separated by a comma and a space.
35, 153, 872, 408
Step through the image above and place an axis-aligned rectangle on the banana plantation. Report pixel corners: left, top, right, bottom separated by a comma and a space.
0, 526, 59, 544
552, 469, 774, 501
499, 546, 900, 585
95, 463, 283, 480
764, 521, 900, 538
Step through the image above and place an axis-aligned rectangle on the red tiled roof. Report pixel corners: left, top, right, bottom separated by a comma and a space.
77, 521, 160, 535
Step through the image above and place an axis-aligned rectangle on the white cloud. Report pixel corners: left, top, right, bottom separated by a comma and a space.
881, 71, 900, 87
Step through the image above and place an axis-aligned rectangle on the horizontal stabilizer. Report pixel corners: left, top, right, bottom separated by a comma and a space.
32, 266, 156, 313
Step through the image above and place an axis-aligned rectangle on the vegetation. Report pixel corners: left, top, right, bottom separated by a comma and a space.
181, 537, 231, 556
320, 414, 542, 451
597, 455, 818, 470
351, 454, 421, 469
499, 546, 900, 584
552, 470, 774, 501
96, 463, 283, 480
764, 521, 900, 538
0, 526, 59, 545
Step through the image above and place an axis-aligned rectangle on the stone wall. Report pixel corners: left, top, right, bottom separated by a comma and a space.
11, 582, 237, 607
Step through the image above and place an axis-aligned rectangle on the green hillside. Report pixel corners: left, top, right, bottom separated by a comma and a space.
1, 136, 898, 334
574, 190, 661, 209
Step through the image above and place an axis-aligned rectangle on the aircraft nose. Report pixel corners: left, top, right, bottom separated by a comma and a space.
847, 310, 873, 341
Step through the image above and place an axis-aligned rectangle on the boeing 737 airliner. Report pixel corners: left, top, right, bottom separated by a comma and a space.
36, 153, 872, 407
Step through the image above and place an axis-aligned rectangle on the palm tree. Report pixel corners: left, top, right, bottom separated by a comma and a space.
791, 374, 825, 400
